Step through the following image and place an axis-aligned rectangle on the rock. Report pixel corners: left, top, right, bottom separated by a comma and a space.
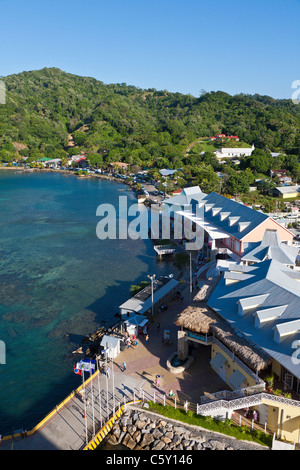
159, 420, 167, 427
107, 434, 118, 445
126, 437, 137, 450
209, 439, 226, 451
132, 430, 142, 443
145, 422, 156, 431
174, 426, 187, 435
112, 424, 121, 439
173, 434, 182, 445
161, 436, 172, 444
136, 420, 147, 430
165, 431, 174, 439
117, 431, 126, 444
152, 440, 166, 451
122, 433, 131, 447
182, 439, 191, 448
152, 428, 163, 439
140, 433, 154, 448
127, 425, 137, 436
202, 442, 212, 450
193, 442, 203, 450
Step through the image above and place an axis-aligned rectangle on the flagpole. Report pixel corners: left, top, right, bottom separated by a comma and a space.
105, 343, 109, 419
97, 356, 103, 428
111, 347, 115, 414
82, 367, 88, 445
90, 364, 95, 437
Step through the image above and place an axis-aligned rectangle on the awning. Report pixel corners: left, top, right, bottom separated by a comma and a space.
227, 369, 247, 390
210, 353, 227, 370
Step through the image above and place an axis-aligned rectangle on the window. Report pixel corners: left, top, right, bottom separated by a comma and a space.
230, 238, 235, 251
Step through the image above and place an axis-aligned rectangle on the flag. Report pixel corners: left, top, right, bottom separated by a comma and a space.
78, 359, 96, 373
73, 364, 82, 375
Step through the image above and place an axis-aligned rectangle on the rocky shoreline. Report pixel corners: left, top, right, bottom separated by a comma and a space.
105, 407, 269, 451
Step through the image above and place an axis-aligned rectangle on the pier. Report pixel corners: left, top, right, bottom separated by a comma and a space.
153, 244, 177, 258
0, 369, 145, 450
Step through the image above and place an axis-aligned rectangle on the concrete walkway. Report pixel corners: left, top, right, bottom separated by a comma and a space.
0, 370, 144, 450
0, 283, 226, 450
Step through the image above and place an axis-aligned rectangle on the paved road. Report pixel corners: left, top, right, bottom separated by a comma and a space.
0, 370, 144, 450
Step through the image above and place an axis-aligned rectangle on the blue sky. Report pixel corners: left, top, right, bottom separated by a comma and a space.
0, 0, 299, 98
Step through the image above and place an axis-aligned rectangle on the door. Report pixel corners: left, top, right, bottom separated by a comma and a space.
219, 365, 227, 382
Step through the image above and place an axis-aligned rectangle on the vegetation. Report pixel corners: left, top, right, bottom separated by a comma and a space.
175, 252, 189, 266
0, 67, 300, 201
129, 281, 150, 297
147, 402, 272, 447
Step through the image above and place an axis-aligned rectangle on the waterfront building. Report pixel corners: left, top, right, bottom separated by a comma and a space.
241, 229, 299, 268
176, 258, 300, 442
119, 276, 179, 318
163, 187, 294, 261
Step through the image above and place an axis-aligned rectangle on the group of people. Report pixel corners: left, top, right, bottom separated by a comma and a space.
125, 334, 139, 349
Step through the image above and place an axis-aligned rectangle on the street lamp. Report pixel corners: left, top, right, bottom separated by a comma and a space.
147, 274, 156, 319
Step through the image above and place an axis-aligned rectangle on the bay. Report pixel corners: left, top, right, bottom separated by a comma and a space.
0, 170, 172, 434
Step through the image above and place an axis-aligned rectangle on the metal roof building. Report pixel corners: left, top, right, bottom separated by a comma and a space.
119, 277, 179, 317
207, 258, 300, 381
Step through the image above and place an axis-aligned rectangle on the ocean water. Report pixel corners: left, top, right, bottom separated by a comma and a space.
0, 170, 172, 434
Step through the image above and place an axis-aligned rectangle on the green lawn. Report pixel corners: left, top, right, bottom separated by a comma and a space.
147, 402, 272, 447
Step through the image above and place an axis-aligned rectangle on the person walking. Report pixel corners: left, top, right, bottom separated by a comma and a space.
122, 361, 126, 372
106, 365, 110, 378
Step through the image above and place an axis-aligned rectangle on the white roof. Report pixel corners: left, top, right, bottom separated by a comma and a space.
276, 186, 300, 194
100, 335, 120, 348
177, 209, 230, 240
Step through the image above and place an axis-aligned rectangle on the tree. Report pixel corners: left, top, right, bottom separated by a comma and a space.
225, 170, 254, 195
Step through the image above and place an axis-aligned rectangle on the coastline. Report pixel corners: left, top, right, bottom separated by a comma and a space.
0, 167, 187, 437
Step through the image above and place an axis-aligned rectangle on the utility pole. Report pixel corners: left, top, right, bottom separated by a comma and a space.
147, 274, 156, 319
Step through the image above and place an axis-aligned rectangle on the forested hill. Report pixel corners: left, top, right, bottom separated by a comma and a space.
0, 67, 299, 166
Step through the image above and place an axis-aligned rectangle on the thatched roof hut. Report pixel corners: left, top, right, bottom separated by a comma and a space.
175, 304, 271, 372
175, 305, 221, 335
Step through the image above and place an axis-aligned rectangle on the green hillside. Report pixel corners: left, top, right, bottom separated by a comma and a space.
0, 68, 300, 201
0, 68, 300, 164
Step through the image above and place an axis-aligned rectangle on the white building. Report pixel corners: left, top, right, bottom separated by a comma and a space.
214, 145, 255, 160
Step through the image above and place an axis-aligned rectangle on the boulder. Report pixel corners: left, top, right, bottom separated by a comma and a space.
152, 440, 166, 451
126, 437, 137, 450
140, 433, 154, 448
136, 420, 147, 430
152, 428, 163, 440
132, 430, 142, 443
209, 440, 226, 451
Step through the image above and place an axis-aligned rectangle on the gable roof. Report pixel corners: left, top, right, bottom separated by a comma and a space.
208, 258, 300, 378
200, 192, 269, 240
163, 185, 207, 207
242, 229, 299, 265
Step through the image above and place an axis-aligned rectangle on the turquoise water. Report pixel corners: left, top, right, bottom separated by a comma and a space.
0, 171, 171, 434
